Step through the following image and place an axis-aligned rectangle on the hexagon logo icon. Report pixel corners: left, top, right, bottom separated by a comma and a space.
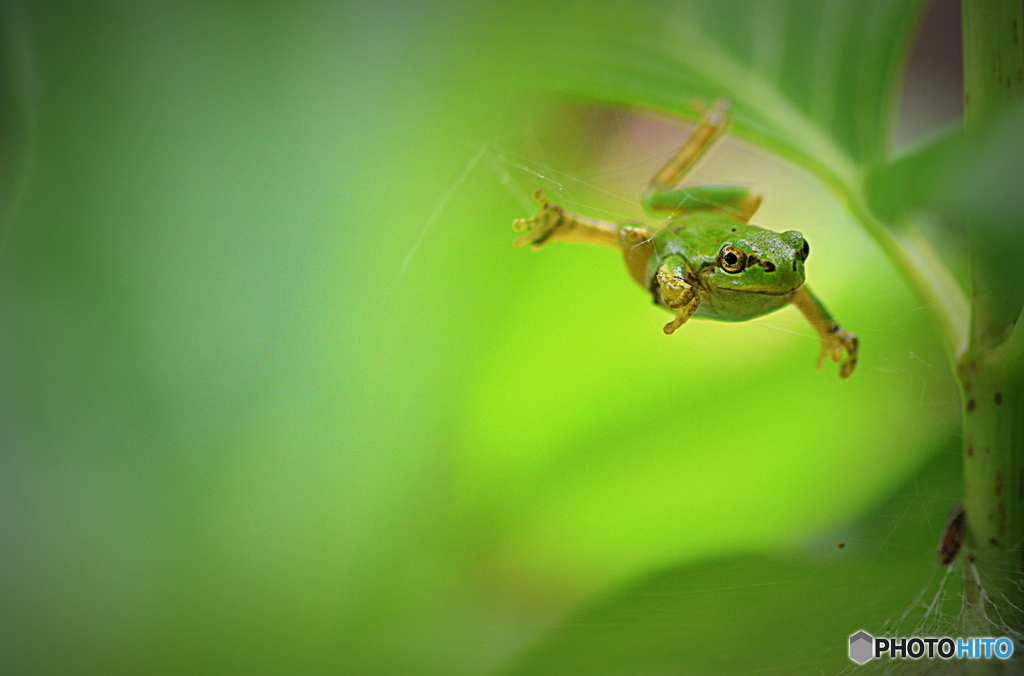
849, 630, 874, 664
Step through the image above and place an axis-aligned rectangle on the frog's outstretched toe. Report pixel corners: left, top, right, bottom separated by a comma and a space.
512, 189, 564, 250
688, 97, 730, 126
816, 326, 858, 379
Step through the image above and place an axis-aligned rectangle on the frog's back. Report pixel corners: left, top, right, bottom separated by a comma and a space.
652, 211, 744, 270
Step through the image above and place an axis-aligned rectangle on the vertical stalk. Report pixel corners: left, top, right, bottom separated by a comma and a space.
962, 0, 1024, 125
962, 0, 1024, 349
959, 0, 1024, 638
958, 346, 1024, 633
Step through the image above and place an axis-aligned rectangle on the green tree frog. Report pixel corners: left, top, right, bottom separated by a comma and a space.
512, 100, 858, 378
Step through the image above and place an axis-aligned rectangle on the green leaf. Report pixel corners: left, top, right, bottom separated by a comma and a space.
494, 0, 928, 188
866, 101, 1024, 225
501, 452, 963, 675
866, 101, 1024, 345
864, 128, 971, 223
0, 4, 37, 230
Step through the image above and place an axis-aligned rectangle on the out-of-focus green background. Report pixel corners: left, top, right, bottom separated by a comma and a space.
1, 1, 967, 674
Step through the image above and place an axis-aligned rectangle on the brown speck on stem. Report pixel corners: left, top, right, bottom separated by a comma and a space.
967, 398, 977, 412
995, 392, 1003, 405
938, 505, 965, 566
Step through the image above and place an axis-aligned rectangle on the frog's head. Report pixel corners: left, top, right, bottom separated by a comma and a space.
702, 227, 808, 296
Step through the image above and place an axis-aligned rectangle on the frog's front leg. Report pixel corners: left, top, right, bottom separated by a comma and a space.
790, 286, 858, 379
655, 254, 699, 335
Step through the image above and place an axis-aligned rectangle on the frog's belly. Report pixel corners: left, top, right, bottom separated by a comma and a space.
693, 288, 796, 322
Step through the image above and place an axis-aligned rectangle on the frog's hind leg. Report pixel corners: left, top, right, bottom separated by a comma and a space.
513, 190, 623, 250
512, 190, 655, 287
641, 98, 762, 224
647, 98, 731, 191
618, 223, 656, 288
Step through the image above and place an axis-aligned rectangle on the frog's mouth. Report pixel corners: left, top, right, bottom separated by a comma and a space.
718, 283, 802, 296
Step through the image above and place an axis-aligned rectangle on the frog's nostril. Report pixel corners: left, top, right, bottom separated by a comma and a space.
763, 261, 776, 273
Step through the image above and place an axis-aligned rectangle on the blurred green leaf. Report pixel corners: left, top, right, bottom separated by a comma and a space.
866, 101, 1024, 342
865, 128, 970, 223
0, 3, 37, 230
866, 101, 1024, 225
501, 450, 963, 676
484, 0, 927, 187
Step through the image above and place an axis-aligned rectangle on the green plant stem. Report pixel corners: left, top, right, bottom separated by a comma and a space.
963, 0, 1024, 350
959, 337, 1024, 634
959, 0, 1024, 640
962, 0, 1024, 124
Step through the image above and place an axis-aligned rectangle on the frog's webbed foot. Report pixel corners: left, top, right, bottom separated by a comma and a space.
790, 286, 858, 379
817, 325, 858, 379
512, 190, 565, 250
513, 190, 623, 250
656, 263, 699, 335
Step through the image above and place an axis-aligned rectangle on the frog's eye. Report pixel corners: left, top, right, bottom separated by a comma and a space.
798, 240, 810, 261
719, 245, 746, 273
